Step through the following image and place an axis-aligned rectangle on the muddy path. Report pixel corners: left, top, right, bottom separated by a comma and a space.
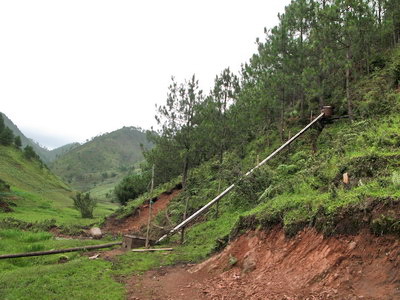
102, 188, 181, 235
127, 227, 400, 300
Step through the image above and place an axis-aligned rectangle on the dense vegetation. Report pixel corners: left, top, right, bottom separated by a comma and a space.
112, 0, 400, 264
140, 0, 400, 191
0, 114, 20, 148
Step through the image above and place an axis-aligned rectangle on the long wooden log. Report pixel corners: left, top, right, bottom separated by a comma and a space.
156, 113, 325, 243
131, 248, 173, 252
0, 242, 122, 259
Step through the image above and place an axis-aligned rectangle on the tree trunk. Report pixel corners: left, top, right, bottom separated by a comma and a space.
280, 88, 285, 142
182, 154, 189, 188
180, 153, 190, 244
346, 48, 353, 121
318, 74, 324, 107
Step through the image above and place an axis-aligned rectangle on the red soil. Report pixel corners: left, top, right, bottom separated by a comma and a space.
127, 227, 400, 299
102, 188, 181, 235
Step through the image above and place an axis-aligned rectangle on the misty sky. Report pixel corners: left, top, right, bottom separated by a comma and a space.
0, 0, 290, 149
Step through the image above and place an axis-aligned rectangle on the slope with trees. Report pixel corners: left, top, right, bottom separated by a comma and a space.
139, 0, 400, 190
1, 112, 80, 164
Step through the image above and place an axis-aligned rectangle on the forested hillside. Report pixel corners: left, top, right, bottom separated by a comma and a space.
1, 112, 79, 164
126, 0, 400, 191
50, 126, 152, 192
115, 0, 400, 248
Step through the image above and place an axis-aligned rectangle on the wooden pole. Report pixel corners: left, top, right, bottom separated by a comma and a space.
215, 178, 221, 219
0, 242, 122, 259
131, 248, 173, 253
145, 164, 155, 248
181, 195, 189, 244
157, 113, 325, 244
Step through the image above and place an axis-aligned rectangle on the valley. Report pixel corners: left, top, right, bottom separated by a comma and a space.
1, 0, 400, 299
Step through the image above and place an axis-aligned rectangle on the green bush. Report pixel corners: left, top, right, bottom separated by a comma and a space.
23, 145, 39, 160
114, 172, 150, 205
392, 171, 400, 188
0, 127, 14, 146
72, 192, 97, 218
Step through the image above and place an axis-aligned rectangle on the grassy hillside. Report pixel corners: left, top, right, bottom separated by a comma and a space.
50, 126, 151, 193
117, 114, 399, 241
48, 142, 80, 161
0, 145, 117, 225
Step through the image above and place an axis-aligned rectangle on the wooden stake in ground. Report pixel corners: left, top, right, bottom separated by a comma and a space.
145, 164, 155, 248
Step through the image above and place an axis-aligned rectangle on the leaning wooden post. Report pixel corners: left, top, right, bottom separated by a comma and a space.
181, 195, 189, 244
145, 164, 155, 248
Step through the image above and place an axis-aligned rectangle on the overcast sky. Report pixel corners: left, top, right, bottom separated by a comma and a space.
0, 0, 290, 149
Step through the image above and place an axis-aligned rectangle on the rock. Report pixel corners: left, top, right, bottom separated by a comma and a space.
58, 255, 69, 263
348, 241, 357, 251
243, 255, 257, 273
89, 227, 102, 239
343, 172, 350, 184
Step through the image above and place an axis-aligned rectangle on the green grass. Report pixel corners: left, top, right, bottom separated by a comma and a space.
89, 180, 120, 201
1, 187, 118, 226
0, 259, 123, 300
0, 145, 118, 226
0, 228, 124, 299
0, 208, 241, 300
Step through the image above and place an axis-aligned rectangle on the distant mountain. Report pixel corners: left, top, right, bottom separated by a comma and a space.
47, 142, 81, 161
50, 126, 152, 191
1, 112, 80, 164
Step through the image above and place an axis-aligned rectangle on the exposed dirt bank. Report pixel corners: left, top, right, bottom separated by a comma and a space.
127, 227, 400, 299
102, 188, 181, 235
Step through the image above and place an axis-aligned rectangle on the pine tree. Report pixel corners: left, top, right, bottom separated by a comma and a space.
156, 75, 203, 188
0, 127, 14, 146
14, 136, 22, 148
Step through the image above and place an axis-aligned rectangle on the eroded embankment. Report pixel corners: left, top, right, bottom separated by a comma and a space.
128, 228, 400, 300
102, 188, 181, 235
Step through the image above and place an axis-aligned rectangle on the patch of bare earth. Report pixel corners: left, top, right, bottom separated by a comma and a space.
102, 188, 181, 235
127, 228, 400, 299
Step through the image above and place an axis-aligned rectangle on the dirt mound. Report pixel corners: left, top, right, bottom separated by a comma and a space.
102, 188, 181, 235
127, 227, 400, 299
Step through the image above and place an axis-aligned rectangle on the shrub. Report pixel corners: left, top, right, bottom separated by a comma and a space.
23, 145, 39, 160
114, 173, 150, 205
14, 136, 22, 148
72, 192, 97, 218
392, 171, 400, 188
0, 127, 15, 146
